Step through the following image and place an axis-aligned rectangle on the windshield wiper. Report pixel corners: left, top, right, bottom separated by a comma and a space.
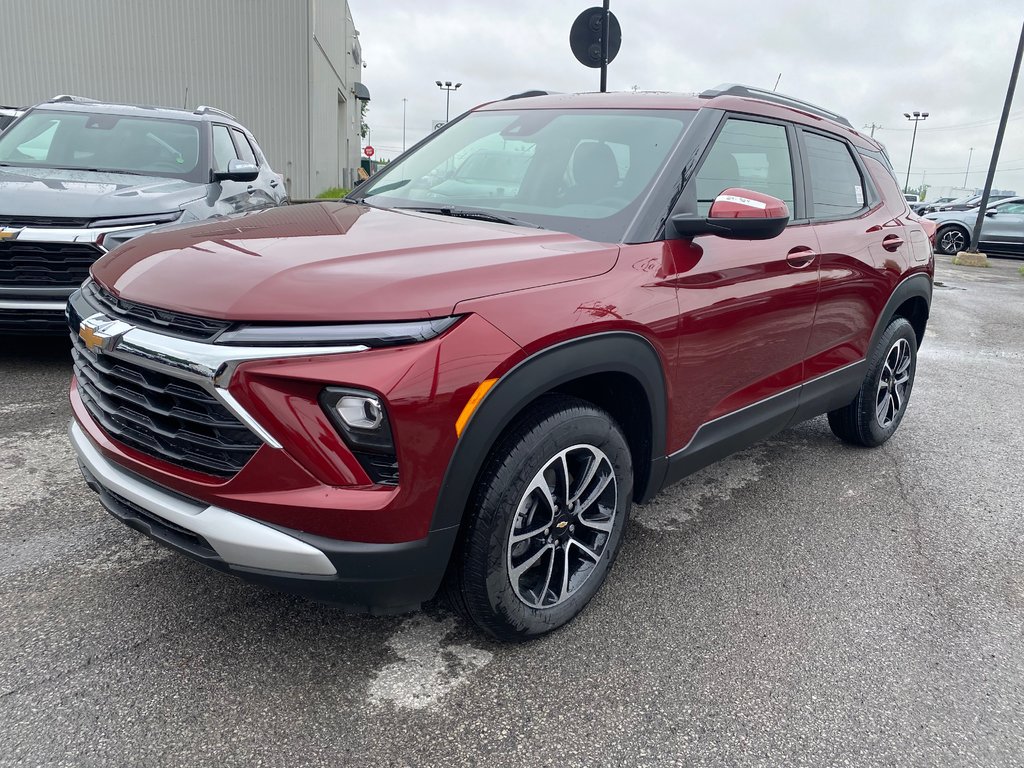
360, 179, 411, 198
397, 206, 544, 229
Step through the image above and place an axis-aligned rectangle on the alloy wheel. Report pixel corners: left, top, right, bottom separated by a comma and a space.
939, 228, 966, 254
875, 337, 912, 428
506, 444, 618, 609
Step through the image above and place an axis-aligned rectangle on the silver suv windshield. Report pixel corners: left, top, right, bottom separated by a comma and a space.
351, 108, 695, 242
0, 109, 205, 181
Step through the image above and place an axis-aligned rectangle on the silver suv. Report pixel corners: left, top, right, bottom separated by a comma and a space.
0, 96, 288, 333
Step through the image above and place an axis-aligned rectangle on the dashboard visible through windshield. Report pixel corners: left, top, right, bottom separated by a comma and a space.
351, 108, 695, 242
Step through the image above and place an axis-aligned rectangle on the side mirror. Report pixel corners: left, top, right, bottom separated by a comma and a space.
985, 209, 998, 217
670, 188, 790, 241
214, 158, 259, 182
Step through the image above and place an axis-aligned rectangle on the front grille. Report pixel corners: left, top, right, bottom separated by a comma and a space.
83, 280, 232, 342
0, 308, 69, 334
0, 215, 93, 228
0, 241, 101, 287
70, 329, 263, 478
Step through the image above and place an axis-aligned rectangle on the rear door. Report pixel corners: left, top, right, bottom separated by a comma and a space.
798, 129, 905, 383
230, 127, 281, 208
665, 115, 819, 456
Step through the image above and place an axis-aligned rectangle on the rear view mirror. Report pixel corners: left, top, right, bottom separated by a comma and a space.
214, 158, 259, 182
670, 188, 790, 240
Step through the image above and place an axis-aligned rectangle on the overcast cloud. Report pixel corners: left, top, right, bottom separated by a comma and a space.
353, 0, 1024, 197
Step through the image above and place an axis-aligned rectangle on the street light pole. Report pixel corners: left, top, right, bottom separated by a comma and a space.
435, 80, 461, 123
903, 110, 928, 193
964, 147, 974, 188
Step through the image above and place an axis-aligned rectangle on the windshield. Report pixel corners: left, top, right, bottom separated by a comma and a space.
0, 109, 205, 181
351, 108, 695, 242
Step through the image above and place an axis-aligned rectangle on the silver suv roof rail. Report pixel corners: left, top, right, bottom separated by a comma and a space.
193, 105, 237, 121
48, 94, 99, 104
699, 83, 854, 129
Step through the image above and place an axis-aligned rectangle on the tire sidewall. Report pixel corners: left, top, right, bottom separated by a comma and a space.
469, 406, 632, 639
863, 319, 918, 444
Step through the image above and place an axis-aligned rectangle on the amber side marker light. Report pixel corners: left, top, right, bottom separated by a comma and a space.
455, 378, 497, 437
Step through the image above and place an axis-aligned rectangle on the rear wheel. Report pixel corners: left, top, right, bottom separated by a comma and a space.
447, 395, 632, 642
936, 224, 969, 255
828, 317, 918, 447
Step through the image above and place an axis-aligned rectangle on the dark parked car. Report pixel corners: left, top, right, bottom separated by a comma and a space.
67, 85, 933, 641
0, 96, 287, 333
919, 192, 1015, 215
926, 196, 1024, 256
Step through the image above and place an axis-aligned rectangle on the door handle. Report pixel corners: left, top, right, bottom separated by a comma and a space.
881, 234, 905, 252
786, 246, 817, 268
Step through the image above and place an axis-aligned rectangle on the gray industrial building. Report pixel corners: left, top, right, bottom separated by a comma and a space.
1, 0, 369, 197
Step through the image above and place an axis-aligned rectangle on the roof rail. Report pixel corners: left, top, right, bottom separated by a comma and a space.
193, 105, 238, 121
699, 83, 853, 129
502, 90, 558, 101
48, 94, 98, 104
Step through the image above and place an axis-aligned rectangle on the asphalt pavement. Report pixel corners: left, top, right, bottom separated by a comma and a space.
1, 254, 1022, 767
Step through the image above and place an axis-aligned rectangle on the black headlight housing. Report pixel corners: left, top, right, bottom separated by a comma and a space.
320, 387, 399, 486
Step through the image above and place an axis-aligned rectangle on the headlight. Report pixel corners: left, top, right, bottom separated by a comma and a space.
94, 211, 184, 251
215, 316, 461, 347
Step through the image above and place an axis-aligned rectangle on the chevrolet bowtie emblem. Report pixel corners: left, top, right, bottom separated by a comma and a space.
555, 521, 569, 529
0, 228, 20, 241
78, 313, 134, 354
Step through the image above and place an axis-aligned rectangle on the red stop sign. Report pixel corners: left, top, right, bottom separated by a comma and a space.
364, 145, 375, 158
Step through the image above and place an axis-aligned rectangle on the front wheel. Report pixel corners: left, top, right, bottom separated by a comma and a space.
447, 395, 632, 642
828, 317, 918, 447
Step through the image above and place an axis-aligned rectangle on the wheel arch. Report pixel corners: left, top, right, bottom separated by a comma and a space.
870, 272, 932, 351
430, 332, 669, 533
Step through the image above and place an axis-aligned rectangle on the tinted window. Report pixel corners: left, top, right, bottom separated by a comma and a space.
696, 119, 794, 216
804, 132, 865, 218
212, 125, 239, 172
231, 128, 258, 165
0, 110, 201, 179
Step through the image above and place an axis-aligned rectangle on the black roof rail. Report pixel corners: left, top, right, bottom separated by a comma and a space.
48, 94, 98, 104
503, 90, 558, 101
193, 105, 238, 121
699, 83, 853, 129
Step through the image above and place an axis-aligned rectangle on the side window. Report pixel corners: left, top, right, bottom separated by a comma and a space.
804, 132, 866, 218
212, 124, 239, 173
230, 128, 258, 166
695, 119, 794, 216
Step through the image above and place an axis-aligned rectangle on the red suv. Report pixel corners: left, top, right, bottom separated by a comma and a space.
67, 85, 934, 641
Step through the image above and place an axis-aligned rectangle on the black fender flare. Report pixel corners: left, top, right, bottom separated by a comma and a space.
868, 272, 932, 352
430, 331, 669, 532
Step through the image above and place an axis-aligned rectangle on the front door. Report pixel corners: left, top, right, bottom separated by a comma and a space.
665, 117, 819, 466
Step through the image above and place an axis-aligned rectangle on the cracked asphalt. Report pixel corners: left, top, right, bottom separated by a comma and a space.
1, 254, 1022, 767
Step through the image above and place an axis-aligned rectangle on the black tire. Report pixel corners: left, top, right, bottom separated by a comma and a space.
446, 394, 632, 642
935, 224, 969, 255
828, 317, 918, 447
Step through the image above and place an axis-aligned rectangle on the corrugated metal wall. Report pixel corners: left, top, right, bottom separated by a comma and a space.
0, 0, 361, 197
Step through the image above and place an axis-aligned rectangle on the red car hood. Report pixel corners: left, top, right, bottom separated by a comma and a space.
92, 202, 619, 322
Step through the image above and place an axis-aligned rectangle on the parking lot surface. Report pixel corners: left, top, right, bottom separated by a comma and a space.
1, 255, 1022, 767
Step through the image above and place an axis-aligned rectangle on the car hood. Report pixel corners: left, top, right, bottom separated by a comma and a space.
91, 202, 620, 322
0, 166, 207, 219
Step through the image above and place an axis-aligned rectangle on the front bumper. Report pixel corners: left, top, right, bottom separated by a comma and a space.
71, 420, 458, 613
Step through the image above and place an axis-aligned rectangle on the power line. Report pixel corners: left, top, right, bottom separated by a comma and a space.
875, 111, 1024, 132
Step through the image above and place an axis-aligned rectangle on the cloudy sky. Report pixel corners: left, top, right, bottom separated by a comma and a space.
352, 0, 1024, 198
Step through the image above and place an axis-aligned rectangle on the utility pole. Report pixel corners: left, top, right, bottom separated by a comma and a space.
961, 19, 1024, 264
863, 122, 881, 138
903, 111, 929, 193
402, 98, 407, 152
964, 146, 974, 187
773, 73, 782, 92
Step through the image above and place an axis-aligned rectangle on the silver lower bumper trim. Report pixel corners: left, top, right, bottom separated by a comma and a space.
70, 421, 337, 576
0, 299, 67, 311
